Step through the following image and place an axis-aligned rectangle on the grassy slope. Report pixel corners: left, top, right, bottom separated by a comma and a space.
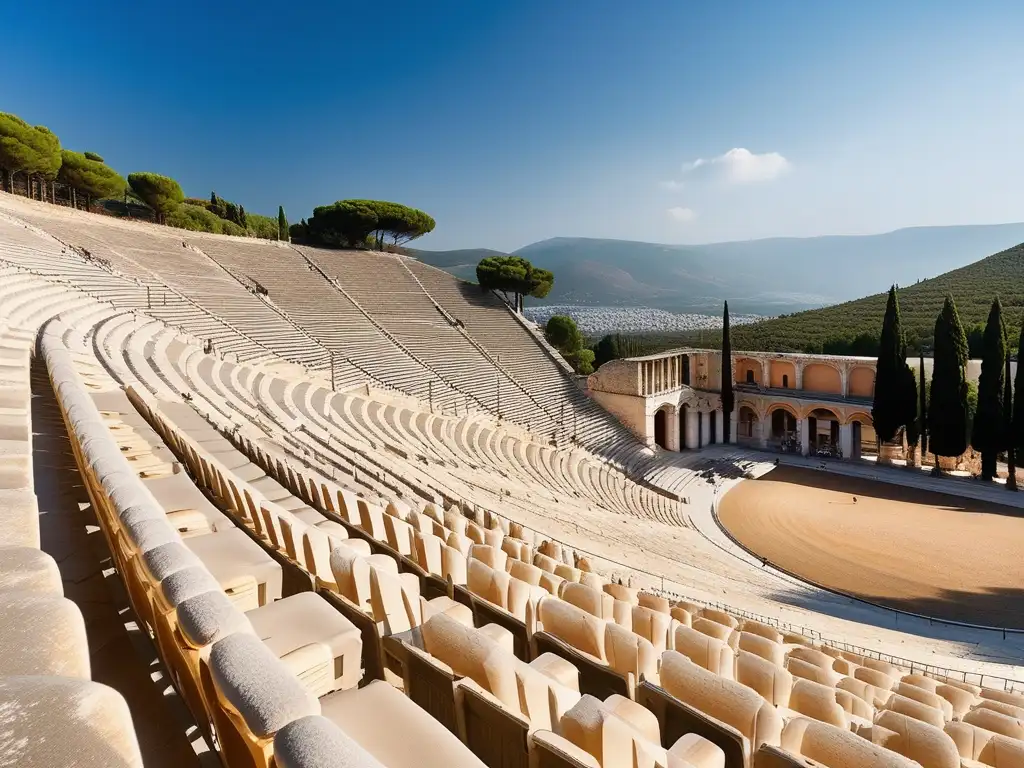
646, 242, 1024, 353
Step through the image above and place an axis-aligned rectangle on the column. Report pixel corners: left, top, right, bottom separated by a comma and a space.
685, 409, 700, 451
839, 422, 853, 460
758, 414, 768, 449
795, 363, 804, 391
730, 410, 738, 444
667, 406, 681, 451
799, 418, 809, 456
645, 410, 656, 446
763, 358, 771, 388
716, 408, 726, 444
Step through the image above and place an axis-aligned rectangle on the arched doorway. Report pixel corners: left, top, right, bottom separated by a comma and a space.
709, 410, 718, 445
654, 408, 668, 449
769, 407, 798, 451
849, 415, 876, 459
737, 406, 759, 444
808, 408, 841, 456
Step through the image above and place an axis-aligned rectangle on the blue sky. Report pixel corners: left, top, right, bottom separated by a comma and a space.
3, 1, 1024, 250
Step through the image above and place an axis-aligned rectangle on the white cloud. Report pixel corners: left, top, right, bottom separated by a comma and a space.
667, 206, 696, 223
659, 179, 685, 191
677, 147, 791, 185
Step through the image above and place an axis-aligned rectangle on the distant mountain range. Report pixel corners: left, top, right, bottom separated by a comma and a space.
410, 223, 1024, 315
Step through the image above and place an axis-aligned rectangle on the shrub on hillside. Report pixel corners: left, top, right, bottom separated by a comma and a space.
245, 213, 279, 240
167, 204, 223, 233
57, 150, 127, 200
127, 172, 184, 223
0, 112, 62, 182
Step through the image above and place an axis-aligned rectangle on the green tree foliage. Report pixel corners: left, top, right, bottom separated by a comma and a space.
245, 213, 279, 240
278, 206, 288, 241
168, 203, 230, 234
127, 172, 184, 222
83, 151, 104, 162
872, 286, 915, 443
307, 200, 379, 247
928, 295, 970, 461
918, 350, 928, 457
721, 301, 734, 443
591, 334, 661, 369
167, 202, 246, 235
0, 112, 61, 182
366, 201, 435, 248
543, 316, 580, 350
545, 315, 593, 374
289, 219, 309, 242
1004, 356, 1015, 490
1014, 319, 1024, 455
302, 199, 435, 250
57, 150, 126, 200
904, 363, 919, 448
476, 255, 554, 312
221, 219, 246, 236
166, 204, 222, 232
971, 298, 1007, 479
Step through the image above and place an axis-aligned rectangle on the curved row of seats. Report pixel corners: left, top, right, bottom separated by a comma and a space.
0, 192, 650, 465
114, 361, 1024, 768
104, 316, 682, 527
0, 321, 146, 767
40, 317, 495, 768
9, 258, 1024, 768
113, 365, 732, 768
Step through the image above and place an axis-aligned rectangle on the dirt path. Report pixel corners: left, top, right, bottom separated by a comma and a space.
718, 466, 1024, 628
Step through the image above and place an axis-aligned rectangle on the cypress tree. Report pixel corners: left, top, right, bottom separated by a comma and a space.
278, 206, 288, 241
1005, 355, 1015, 490
1011, 319, 1024, 486
721, 301, 734, 444
904, 363, 919, 452
918, 349, 927, 459
872, 285, 909, 443
238, 205, 247, 227
971, 298, 1006, 480
928, 296, 969, 468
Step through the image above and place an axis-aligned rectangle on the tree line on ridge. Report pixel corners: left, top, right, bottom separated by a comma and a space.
0, 109, 435, 249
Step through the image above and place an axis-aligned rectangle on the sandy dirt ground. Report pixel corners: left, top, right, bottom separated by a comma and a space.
718, 466, 1024, 628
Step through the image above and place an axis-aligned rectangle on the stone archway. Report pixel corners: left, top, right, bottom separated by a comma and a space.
807, 407, 841, 455
654, 408, 668, 449
770, 405, 798, 442
847, 413, 876, 459
737, 405, 759, 444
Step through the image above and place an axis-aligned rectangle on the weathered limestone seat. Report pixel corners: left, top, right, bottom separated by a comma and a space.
871, 709, 960, 768
0, 676, 144, 768
246, 591, 363, 694
273, 715, 386, 768
184, 527, 283, 606
779, 717, 919, 767
0, 488, 41, 547
0, 545, 62, 594
0, 592, 90, 678
318, 680, 487, 768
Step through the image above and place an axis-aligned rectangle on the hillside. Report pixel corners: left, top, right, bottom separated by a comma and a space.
413, 224, 1024, 316
404, 247, 504, 281
655, 242, 1024, 355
